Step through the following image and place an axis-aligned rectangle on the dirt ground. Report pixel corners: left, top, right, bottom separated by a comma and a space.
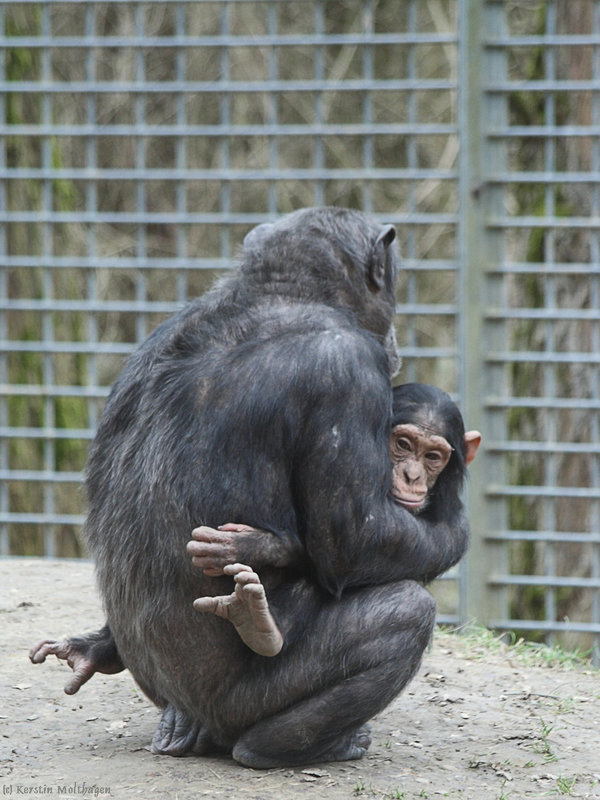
1, 560, 599, 800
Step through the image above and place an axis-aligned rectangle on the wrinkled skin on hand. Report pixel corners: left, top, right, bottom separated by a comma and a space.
187, 523, 303, 576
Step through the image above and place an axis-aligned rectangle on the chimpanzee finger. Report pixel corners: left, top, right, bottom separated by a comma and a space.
222, 562, 253, 574
232, 569, 261, 587
63, 661, 95, 695
190, 525, 229, 542
29, 639, 67, 664
218, 523, 256, 532
193, 596, 221, 613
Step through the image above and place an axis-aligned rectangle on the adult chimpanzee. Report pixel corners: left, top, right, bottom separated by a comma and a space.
188, 383, 481, 658
30, 207, 472, 769
31, 383, 480, 673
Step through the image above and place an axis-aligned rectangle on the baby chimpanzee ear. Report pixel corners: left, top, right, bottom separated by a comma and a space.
464, 431, 482, 465
368, 225, 396, 291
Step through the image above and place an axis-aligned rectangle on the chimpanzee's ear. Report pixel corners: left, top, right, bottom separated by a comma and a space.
243, 222, 273, 251
368, 225, 396, 291
464, 431, 482, 465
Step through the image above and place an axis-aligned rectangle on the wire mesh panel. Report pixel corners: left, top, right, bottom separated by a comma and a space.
0, 0, 463, 616
474, 0, 600, 660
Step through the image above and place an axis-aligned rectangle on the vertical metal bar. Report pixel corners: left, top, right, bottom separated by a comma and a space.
313, 0, 324, 207
404, 0, 418, 384
175, 1, 188, 304
267, 1, 278, 215
0, 2, 8, 555
361, 0, 374, 213
459, 0, 508, 625
41, 3, 55, 558
86, 3, 99, 438
542, 0, 558, 647
220, 1, 231, 258
590, 0, 600, 665
135, 2, 148, 342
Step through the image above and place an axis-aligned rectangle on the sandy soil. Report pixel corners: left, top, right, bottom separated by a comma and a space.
1, 559, 599, 800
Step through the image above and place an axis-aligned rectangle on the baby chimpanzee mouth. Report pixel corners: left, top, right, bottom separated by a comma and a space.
392, 493, 426, 511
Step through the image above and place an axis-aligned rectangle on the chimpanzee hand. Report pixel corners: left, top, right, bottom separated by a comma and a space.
187, 523, 305, 576
29, 625, 124, 694
187, 523, 257, 576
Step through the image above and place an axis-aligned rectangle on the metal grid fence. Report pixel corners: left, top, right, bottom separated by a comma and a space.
464, 0, 600, 660
1, 0, 599, 658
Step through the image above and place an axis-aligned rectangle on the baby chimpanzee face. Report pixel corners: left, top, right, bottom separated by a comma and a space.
389, 423, 453, 513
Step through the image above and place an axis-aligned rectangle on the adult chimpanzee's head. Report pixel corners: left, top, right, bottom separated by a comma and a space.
390, 383, 481, 519
242, 208, 400, 371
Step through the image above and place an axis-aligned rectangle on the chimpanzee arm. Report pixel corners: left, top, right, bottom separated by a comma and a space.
294, 342, 470, 595
187, 523, 305, 577
301, 440, 469, 594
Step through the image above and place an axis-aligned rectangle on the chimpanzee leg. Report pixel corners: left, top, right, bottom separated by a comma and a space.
231, 580, 435, 768
29, 624, 124, 695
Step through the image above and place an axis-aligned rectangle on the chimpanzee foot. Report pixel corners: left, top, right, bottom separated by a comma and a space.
232, 724, 372, 769
193, 563, 283, 657
151, 704, 214, 757
29, 625, 124, 695
318, 724, 372, 763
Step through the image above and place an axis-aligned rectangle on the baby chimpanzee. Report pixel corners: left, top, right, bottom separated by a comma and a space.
388, 383, 481, 517
189, 383, 481, 657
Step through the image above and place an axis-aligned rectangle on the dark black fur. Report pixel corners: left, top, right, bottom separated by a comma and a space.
33, 208, 469, 768
391, 382, 469, 524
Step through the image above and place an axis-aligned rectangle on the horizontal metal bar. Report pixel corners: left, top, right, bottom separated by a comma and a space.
5, 303, 453, 320
0, 168, 458, 183
486, 308, 600, 321
1, 123, 457, 138
487, 485, 600, 500
0, 256, 459, 272
488, 125, 600, 138
486, 34, 600, 46
488, 171, 600, 184
486, 530, 600, 544
0, 341, 136, 355
490, 574, 600, 589
0, 256, 230, 270
0, 33, 457, 48
485, 79, 600, 92
0, 0, 310, 3
0, 427, 93, 440
0, 512, 85, 525
0, 210, 453, 228
0, 470, 82, 483
0, 0, 330, 3
491, 619, 600, 635
2, 299, 179, 313
486, 441, 600, 455
0, 211, 458, 225
485, 397, 600, 411
487, 216, 600, 229
5, 298, 458, 318
0, 384, 110, 398
487, 351, 600, 365
0, 78, 457, 94
487, 263, 600, 275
